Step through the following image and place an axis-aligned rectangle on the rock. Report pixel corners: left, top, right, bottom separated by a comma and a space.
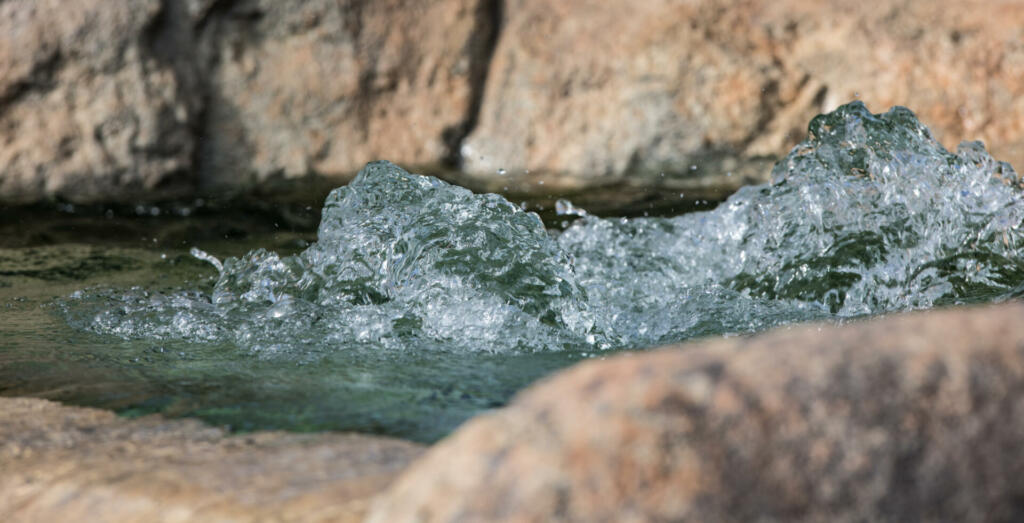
461, 0, 1024, 195
368, 302, 1024, 522
194, 0, 497, 189
0, 0, 496, 203
0, 397, 423, 522
2, 0, 1023, 204
0, 0, 200, 203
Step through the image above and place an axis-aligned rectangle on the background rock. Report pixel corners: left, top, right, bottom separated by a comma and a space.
193, 0, 496, 190
0, 0, 1022, 204
368, 302, 1024, 522
462, 0, 1024, 195
0, 0, 200, 204
0, 397, 423, 522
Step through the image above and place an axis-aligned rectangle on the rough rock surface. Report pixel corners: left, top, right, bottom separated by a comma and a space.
0, 0, 200, 203
0, 397, 423, 522
369, 302, 1024, 522
1, 0, 1022, 203
462, 0, 1024, 194
194, 0, 496, 189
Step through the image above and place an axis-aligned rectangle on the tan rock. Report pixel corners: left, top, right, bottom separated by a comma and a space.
195, 0, 497, 189
462, 0, 1024, 194
0, 397, 423, 522
0, 0, 200, 203
369, 302, 1024, 522
3, 0, 1023, 204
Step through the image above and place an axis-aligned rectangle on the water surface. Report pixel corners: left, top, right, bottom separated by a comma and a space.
4, 102, 1023, 442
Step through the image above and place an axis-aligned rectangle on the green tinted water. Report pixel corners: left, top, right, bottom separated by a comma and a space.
3, 102, 1024, 443
0, 193, 593, 442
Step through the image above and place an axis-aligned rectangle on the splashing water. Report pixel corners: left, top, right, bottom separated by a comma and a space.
65, 102, 1024, 359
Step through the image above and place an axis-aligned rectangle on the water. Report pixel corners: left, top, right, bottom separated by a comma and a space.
5, 101, 1024, 442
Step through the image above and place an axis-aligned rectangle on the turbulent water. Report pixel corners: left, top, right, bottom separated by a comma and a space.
46, 102, 1024, 440
65, 102, 1024, 355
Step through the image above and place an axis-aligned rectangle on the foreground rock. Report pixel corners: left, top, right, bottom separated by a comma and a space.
0, 398, 423, 522
462, 0, 1024, 194
369, 302, 1024, 522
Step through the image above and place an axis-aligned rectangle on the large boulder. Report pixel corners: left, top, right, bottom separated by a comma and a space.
194, 0, 497, 189
0, 0, 200, 203
2, 0, 1022, 204
0, 397, 423, 522
461, 0, 1024, 194
368, 302, 1024, 522
0, 0, 496, 203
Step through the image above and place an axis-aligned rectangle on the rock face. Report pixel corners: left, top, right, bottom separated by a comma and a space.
461, 0, 1024, 193
0, 0, 200, 203
194, 0, 496, 189
0, 397, 423, 522
0, 0, 495, 203
368, 302, 1024, 522
1, 0, 1022, 203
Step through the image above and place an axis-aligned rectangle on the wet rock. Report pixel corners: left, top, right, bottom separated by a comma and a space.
462, 0, 1024, 195
0, 0, 200, 203
0, 397, 423, 522
194, 0, 496, 189
369, 302, 1024, 522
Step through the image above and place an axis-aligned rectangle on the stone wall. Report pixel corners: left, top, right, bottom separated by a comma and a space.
1, 0, 1021, 203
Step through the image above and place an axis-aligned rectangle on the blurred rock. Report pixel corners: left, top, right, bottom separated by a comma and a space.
1, 0, 1022, 204
0, 0, 200, 203
369, 302, 1024, 522
0, 397, 423, 522
194, 0, 496, 189
462, 0, 1024, 195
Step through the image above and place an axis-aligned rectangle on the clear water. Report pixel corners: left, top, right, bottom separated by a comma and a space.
5, 101, 1024, 442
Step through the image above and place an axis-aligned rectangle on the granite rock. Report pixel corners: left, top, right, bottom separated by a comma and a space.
1, 0, 1023, 204
461, 0, 1024, 195
194, 0, 497, 189
369, 302, 1024, 522
0, 397, 423, 522
0, 0, 200, 203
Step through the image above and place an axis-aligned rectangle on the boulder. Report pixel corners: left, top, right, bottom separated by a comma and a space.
368, 302, 1024, 522
2, 0, 1023, 204
0, 0, 496, 203
194, 0, 497, 189
0, 0, 200, 203
0, 397, 423, 522
461, 0, 1024, 195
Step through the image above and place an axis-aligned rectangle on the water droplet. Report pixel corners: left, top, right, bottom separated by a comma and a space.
555, 199, 588, 217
